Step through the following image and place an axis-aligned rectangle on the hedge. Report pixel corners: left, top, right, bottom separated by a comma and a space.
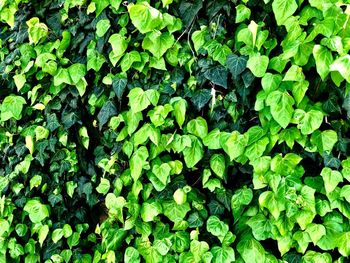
1, 0, 350, 262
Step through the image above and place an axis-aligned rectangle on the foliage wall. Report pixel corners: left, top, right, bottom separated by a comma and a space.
1, 0, 350, 262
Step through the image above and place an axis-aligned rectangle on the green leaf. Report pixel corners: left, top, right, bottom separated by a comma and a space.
190, 240, 210, 262
128, 88, 159, 113
204, 66, 228, 89
96, 19, 111, 37
0, 95, 26, 122
171, 97, 187, 128
283, 65, 305, 82
305, 223, 326, 245
206, 216, 229, 240
320, 167, 343, 194
221, 131, 248, 161
247, 54, 269, 77
68, 63, 86, 84
52, 229, 64, 243
192, 27, 208, 53
310, 130, 338, 153
87, 49, 106, 71
183, 137, 204, 168
125, 247, 140, 263
245, 137, 269, 161
338, 232, 350, 257
140, 201, 162, 222
97, 100, 117, 129
235, 4, 251, 23
259, 191, 282, 219
128, 2, 162, 34
266, 90, 294, 128
142, 31, 175, 59
121, 51, 141, 72
296, 109, 323, 135
226, 54, 247, 78
272, 0, 298, 26
163, 200, 190, 222
26, 17, 48, 45
246, 213, 272, 240
23, 200, 50, 223
13, 74, 26, 91
211, 247, 235, 263
340, 185, 350, 203
130, 146, 149, 181
92, 0, 109, 16
261, 73, 282, 94
109, 33, 128, 60
210, 154, 225, 179
237, 239, 266, 263
186, 117, 208, 139
313, 45, 333, 80
149, 163, 171, 191
96, 178, 110, 195
330, 55, 350, 83
203, 128, 222, 150
38, 225, 49, 247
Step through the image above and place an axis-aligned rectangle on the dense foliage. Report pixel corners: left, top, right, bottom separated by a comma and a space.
1, 0, 350, 262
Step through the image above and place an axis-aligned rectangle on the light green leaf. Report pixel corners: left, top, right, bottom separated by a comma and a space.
121, 51, 141, 72
128, 88, 159, 113
210, 154, 225, 179
237, 239, 266, 263
142, 31, 175, 59
96, 178, 110, 195
266, 90, 294, 128
171, 97, 187, 128
149, 163, 171, 191
109, 34, 128, 58
0, 95, 26, 122
186, 117, 208, 139
272, 0, 298, 26
259, 191, 282, 219
125, 247, 140, 263
211, 246, 235, 263
283, 65, 305, 82
183, 137, 204, 168
30, 175, 42, 190
128, 2, 162, 34
14, 74, 26, 91
38, 225, 49, 247
305, 223, 326, 245
190, 240, 210, 263
23, 200, 50, 223
330, 55, 350, 83
338, 232, 350, 257
203, 128, 222, 150
247, 54, 269, 77
96, 19, 111, 37
192, 27, 208, 53
313, 45, 333, 80
296, 109, 323, 135
310, 130, 338, 153
221, 131, 248, 161
206, 216, 229, 240
140, 201, 162, 222
52, 228, 64, 243
26, 17, 48, 45
235, 4, 251, 23
320, 167, 343, 194
340, 185, 350, 203
130, 146, 149, 181
163, 200, 190, 222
